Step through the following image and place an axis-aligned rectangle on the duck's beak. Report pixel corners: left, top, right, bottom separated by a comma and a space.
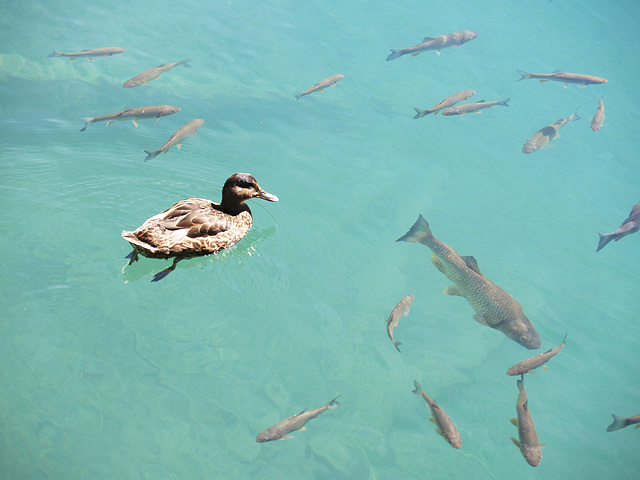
258, 190, 279, 202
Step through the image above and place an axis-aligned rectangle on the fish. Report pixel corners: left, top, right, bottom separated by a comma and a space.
397, 215, 541, 349
510, 375, 544, 467
606, 413, 640, 432
47, 47, 126, 60
412, 380, 461, 448
441, 98, 510, 116
256, 396, 340, 442
80, 105, 181, 132
387, 31, 478, 61
295, 74, 344, 101
596, 201, 640, 252
591, 96, 605, 132
522, 107, 581, 153
386, 295, 414, 352
516, 69, 607, 88
506, 334, 567, 375
144, 119, 204, 161
413, 90, 476, 118
123, 59, 191, 88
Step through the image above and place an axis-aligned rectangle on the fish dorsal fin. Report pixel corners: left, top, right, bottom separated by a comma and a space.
422, 37, 435, 42
522, 400, 529, 412
553, 69, 565, 74
462, 256, 482, 275
296, 409, 307, 416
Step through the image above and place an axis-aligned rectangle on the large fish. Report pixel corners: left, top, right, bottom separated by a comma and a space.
591, 96, 605, 132
596, 201, 640, 252
256, 396, 340, 442
387, 31, 478, 61
397, 215, 541, 349
295, 74, 344, 101
522, 108, 581, 153
442, 98, 509, 116
510, 375, 544, 467
80, 105, 180, 131
144, 119, 204, 161
506, 334, 566, 376
123, 59, 190, 88
606, 413, 640, 432
47, 47, 126, 60
516, 70, 607, 88
413, 90, 475, 118
412, 380, 461, 448
386, 295, 414, 352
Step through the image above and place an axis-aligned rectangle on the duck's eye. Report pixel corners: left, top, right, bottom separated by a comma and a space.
236, 181, 255, 189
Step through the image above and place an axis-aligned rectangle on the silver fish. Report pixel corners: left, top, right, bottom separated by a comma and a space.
606, 413, 640, 432
144, 119, 204, 162
597, 201, 640, 252
256, 396, 340, 442
516, 70, 607, 88
47, 47, 126, 60
510, 375, 544, 467
591, 96, 605, 132
413, 90, 475, 118
80, 105, 181, 131
506, 334, 566, 376
123, 59, 190, 88
295, 74, 344, 101
412, 380, 461, 449
397, 215, 541, 349
442, 98, 509, 116
522, 107, 581, 153
387, 31, 478, 61
386, 295, 414, 352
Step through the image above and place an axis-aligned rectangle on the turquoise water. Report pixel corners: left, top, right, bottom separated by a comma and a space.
1, 0, 639, 478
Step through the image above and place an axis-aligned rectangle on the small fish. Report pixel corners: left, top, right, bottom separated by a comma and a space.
596, 201, 640, 252
80, 105, 180, 132
144, 119, 204, 161
516, 70, 607, 88
522, 107, 581, 153
387, 31, 478, 61
606, 413, 640, 432
413, 90, 475, 118
386, 295, 414, 352
412, 380, 461, 448
510, 375, 544, 467
441, 98, 510, 116
295, 74, 344, 101
506, 334, 567, 375
123, 59, 191, 88
256, 396, 340, 442
397, 215, 541, 349
47, 47, 126, 60
591, 96, 605, 132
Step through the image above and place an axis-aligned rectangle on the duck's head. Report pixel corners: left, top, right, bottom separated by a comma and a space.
221, 173, 279, 208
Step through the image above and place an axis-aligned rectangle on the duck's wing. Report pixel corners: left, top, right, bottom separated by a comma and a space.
155, 201, 233, 238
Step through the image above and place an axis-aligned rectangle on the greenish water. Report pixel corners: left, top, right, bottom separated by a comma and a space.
1, 1, 639, 479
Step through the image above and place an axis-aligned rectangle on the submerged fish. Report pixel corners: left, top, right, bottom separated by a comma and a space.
507, 334, 566, 376
522, 108, 581, 153
606, 413, 640, 432
516, 70, 607, 88
47, 47, 126, 60
387, 31, 478, 61
412, 380, 461, 448
397, 215, 541, 349
295, 74, 344, 101
386, 295, 414, 352
80, 105, 180, 131
441, 98, 509, 116
591, 96, 605, 132
510, 375, 544, 467
413, 90, 475, 118
123, 59, 190, 88
144, 119, 204, 161
256, 396, 340, 442
596, 201, 640, 252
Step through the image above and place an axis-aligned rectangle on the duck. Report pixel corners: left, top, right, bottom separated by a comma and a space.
122, 173, 279, 281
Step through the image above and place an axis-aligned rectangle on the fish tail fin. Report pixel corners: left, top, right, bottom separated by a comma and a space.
144, 149, 161, 162
499, 97, 510, 107
517, 374, 524, 392
79, 117, 93, 132
516, 69, 532, 81
396, 214, 432, 245
570, 107, 582, 122
386, 49, 403, 61
294, 93, 303, 101
412, 380, 425, 397
179, 59, 191, 68
596, 233, 615, 252
413, 108, 431, 119
607, 414, 628, 432
327, 396, 341, 409
48, 49, 62, 57
393, 340, 402, 352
